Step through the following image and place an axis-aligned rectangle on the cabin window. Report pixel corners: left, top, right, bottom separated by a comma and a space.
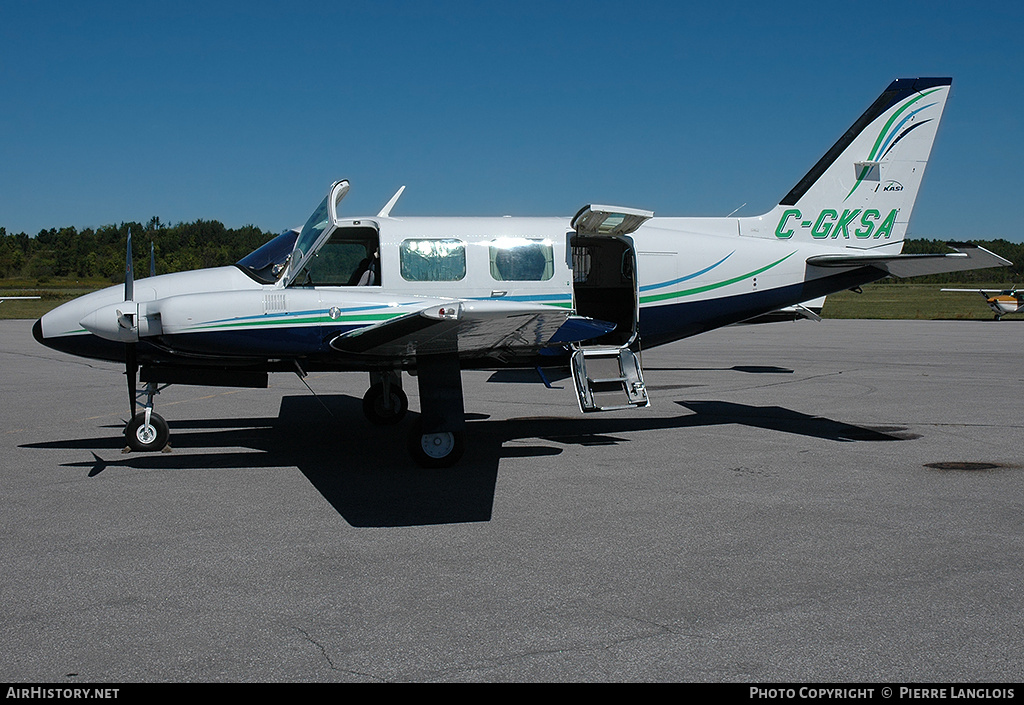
399, 239, 466, 281
489, 238, 554, 281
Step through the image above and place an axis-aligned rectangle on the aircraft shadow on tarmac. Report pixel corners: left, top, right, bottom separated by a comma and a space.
22, 394, 915, 528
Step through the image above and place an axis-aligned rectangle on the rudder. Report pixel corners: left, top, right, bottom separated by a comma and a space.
751, 78, 952, 247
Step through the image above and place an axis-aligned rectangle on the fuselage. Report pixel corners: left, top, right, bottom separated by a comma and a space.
34, 213, 887, 372
987, 294, 1023, 317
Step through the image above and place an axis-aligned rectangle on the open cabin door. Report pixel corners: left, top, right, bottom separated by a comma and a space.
282, 179, 382, 288
569, 205, 653, 413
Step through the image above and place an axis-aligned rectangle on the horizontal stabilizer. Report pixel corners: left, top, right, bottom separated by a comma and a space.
806, 244, 1011, 278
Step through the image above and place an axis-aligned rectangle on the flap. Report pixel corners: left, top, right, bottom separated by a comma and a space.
329, 300, 584, 358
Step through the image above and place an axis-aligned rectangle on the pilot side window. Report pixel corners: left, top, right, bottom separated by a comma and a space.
489, 239, 554, 281
399, 239, 466, 281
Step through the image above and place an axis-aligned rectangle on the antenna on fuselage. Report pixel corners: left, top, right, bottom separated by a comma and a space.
377, 185, 406, 218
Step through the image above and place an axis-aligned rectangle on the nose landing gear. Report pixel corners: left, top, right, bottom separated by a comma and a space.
124, 381, 169, 452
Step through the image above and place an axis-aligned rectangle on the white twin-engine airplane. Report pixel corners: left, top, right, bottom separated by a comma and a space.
34, 77, 1011, 467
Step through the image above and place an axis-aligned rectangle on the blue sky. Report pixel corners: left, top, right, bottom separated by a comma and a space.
2, 1, 1022, 242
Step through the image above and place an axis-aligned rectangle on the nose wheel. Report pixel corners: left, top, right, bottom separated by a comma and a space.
123, 379, 170, 452
125, 410, 169, 452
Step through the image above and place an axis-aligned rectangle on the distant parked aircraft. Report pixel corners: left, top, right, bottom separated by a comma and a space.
942, 288, 1023, 320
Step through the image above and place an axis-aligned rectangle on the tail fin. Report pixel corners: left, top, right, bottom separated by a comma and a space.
750, 77, 952, 247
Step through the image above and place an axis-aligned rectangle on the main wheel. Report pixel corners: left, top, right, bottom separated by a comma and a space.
125, 412, 169, 452
407, 420, 465, 469
362, 383, 408, 425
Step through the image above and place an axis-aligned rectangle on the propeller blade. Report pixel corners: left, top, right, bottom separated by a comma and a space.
124, 230, 138, 419
125, 229, 134, 302
125, 342, 137, 419
150, 242, 156, 278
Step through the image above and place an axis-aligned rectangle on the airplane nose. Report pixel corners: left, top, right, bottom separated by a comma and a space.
32, 318, 45, 346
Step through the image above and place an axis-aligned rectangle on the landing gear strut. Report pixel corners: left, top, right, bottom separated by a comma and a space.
407, 353, 465, 469
360, 365, 465, 467
124, 381, 169, 452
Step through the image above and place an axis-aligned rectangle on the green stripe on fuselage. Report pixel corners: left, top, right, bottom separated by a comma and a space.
181, 311, 403, 333
639, 253, 795, 305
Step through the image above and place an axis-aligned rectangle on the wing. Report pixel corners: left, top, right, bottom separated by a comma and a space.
941, 288, 1002, 298
807, 244, 1011, 278
327, 299, 613, 359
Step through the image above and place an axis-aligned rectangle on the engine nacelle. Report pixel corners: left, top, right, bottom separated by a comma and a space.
79, 302, 162, 342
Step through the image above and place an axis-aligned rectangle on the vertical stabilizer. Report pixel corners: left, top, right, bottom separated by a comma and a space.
749, 78, 952, 248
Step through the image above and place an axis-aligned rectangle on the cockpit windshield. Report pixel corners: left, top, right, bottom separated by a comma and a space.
235, 229, 300, 284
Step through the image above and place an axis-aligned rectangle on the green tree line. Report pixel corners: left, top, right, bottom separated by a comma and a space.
0, 218, 275, 281
1, 219, 1021, 284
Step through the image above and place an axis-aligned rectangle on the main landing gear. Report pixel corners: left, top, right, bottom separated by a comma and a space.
362, 370, 408, 425
120, 359, 468, 468
361, 358, 466, 469
407, 419, 465, 469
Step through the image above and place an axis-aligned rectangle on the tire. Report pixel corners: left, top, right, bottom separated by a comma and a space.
125, 412, 169, 452
362, 384, 408, 425
407, 420, 465, 469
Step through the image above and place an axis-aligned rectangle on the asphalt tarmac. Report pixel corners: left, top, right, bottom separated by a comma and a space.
2, 317, 1021, 683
